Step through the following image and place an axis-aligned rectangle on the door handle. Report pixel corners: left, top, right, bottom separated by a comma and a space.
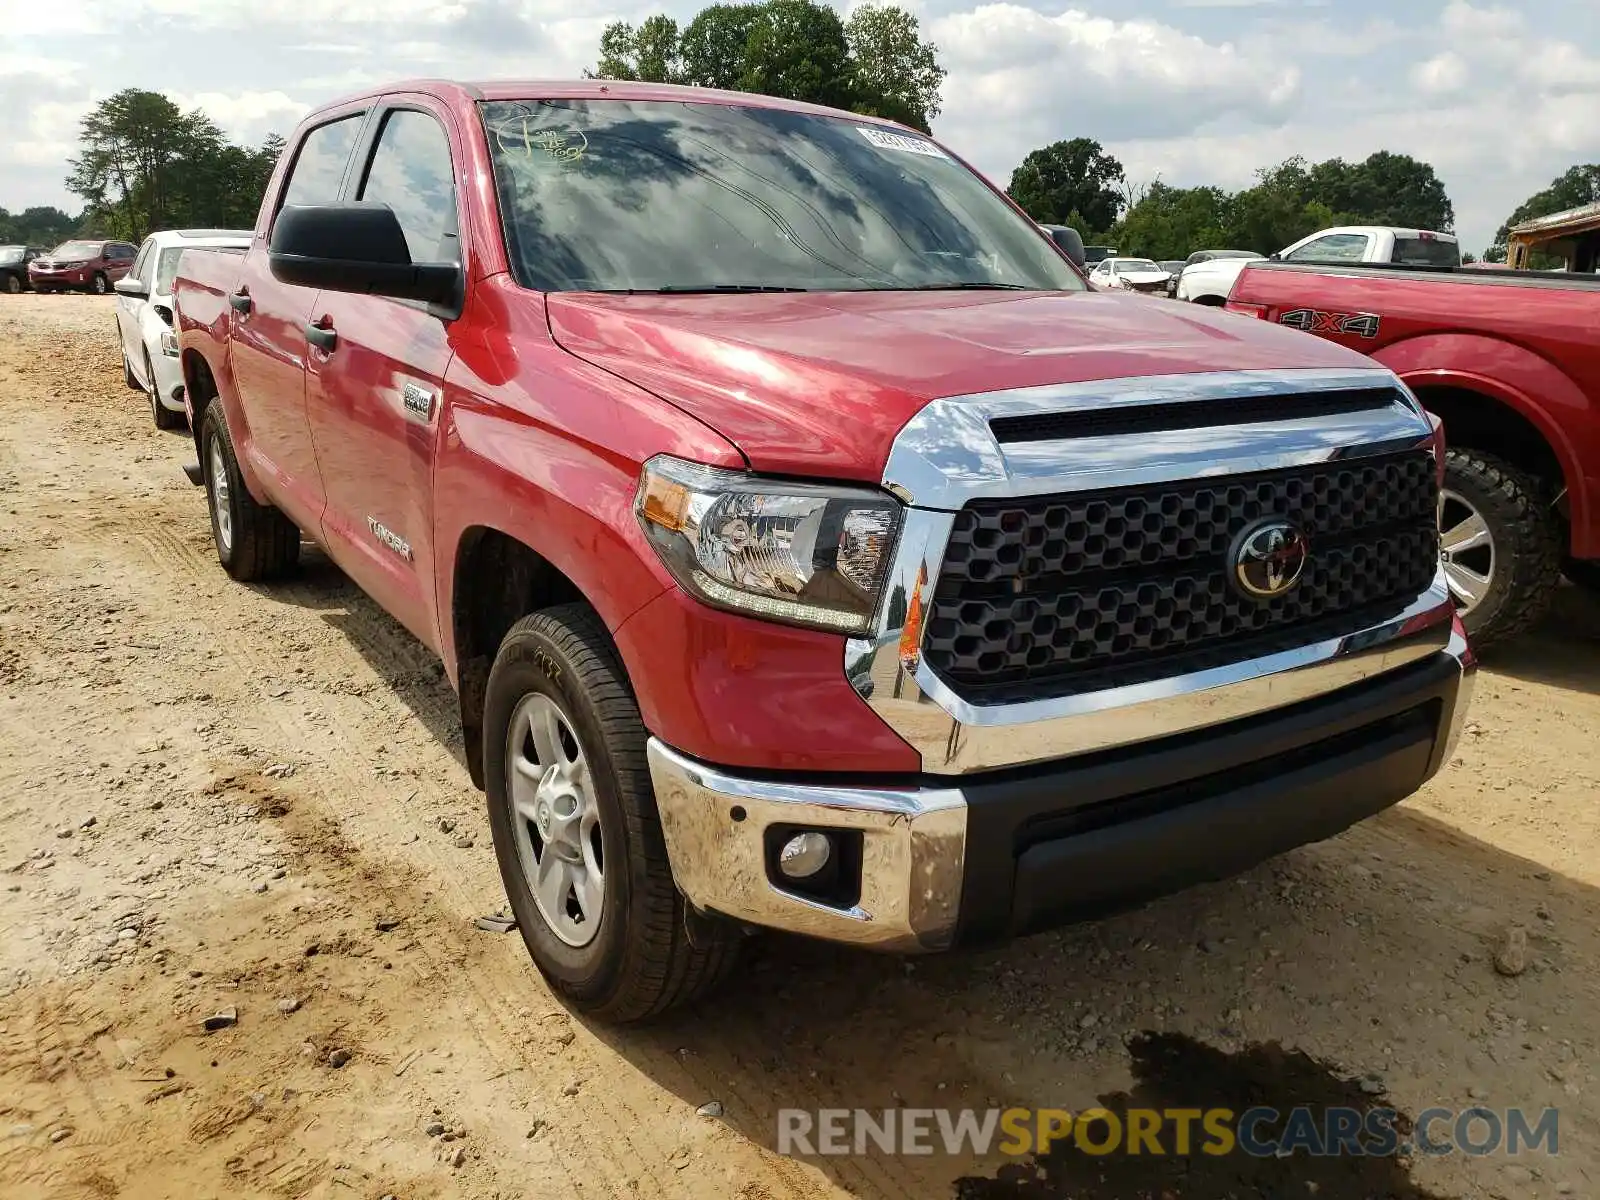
304, 322, 338, 351
228, 290, 252, 314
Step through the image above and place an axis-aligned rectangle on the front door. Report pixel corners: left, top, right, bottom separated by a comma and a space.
227, 109, 368, 534
303, 102, 463, 651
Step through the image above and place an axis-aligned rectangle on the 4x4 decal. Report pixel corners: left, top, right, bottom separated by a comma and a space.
1279, 308, 1382, 339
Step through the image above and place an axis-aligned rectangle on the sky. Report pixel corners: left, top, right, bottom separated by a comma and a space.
3, 0, 1596, 254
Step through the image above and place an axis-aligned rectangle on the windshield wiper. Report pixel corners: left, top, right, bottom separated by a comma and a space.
640, 284, 812, 294
899, 282, 1033, 291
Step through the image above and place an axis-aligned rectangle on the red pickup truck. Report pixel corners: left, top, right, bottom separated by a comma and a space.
1227, 260, 1600, 646
174, 79, 1473, 1021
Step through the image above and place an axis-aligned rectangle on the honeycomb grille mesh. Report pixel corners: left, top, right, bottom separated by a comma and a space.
923, 451, 1438, 698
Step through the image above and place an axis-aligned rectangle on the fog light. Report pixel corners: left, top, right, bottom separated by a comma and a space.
777, 831, 832, 880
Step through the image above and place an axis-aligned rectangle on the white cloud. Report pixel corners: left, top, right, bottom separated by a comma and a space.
168, 91, 308, 147
1412, 52, 1467, 95
931, 4, 1299, 170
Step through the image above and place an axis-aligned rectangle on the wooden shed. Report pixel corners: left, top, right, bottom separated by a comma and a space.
1507, 201, 1600, 271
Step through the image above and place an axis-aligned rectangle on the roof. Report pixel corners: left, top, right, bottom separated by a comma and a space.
315, 78, 907, 130
146, 229, 252, 246
1509, 200, 1600, 238
1307, 225, 1458, 242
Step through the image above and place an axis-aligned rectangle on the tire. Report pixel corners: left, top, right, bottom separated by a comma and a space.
199, 402, 300, 581
91, 273, 109, 295
1440, 448, 1561, 649
484, 605, 740, 1022
146, 349, 184, 430
122, 349, 140, 391
2, 273, 20, 295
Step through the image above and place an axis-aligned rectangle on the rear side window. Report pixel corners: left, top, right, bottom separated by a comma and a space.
357, 110, 458, 263
1285, 233, 1371, 262
1392, 237, 1460, 267
281, 116, 365, 210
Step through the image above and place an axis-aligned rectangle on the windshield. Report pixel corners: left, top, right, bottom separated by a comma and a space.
1115, 260, 1161, 274
0, 246, 23, 264
51, 241, 100, 259
481, 99, 1084, 294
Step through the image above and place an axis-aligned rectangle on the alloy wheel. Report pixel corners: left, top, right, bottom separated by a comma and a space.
1439, 488, 1495, 614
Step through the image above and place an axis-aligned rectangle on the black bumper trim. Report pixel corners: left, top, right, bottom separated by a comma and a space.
954, 652, 1462, 945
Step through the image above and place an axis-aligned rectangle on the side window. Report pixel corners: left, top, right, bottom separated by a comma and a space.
111, 243, 135, 262
1285, 233, 1370, 263
131, 238, 155, 284
357, 109, 458, 263
280, 115, 365, 212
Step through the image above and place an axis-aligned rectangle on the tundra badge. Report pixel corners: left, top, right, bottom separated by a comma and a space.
367, 517, 414, 561
402, 382, 435, 421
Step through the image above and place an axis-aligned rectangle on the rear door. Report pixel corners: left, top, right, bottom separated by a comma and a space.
301, 98, 464, 649
226, 106, 369, 533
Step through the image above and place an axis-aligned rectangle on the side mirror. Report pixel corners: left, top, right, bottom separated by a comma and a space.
269, 203, 461, 312
1047, 225, 1087, 269
114, 277, 148, 298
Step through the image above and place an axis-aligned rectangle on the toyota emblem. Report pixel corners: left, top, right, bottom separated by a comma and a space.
1230, 520, 1309, 599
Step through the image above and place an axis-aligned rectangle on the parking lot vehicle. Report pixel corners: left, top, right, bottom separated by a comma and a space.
1157, 260, 1186, 297
174, 80, 1473, 1021
1228, 258, 1600, 645
1089, 256, 1171, 295
0, 245, 46, 293
1180, 229, 1458, 305
114, 230, 251, 429
1083, 244, 1117, 265
29, 239, 138, 294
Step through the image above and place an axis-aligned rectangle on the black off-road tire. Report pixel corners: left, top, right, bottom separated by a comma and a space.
146, 349, 185, 430
200, 403, 300, 581
1442, 448, 1561, 649
484, 605, 740, 1022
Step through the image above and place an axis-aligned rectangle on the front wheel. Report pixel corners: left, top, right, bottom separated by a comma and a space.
200, 403, 300, 581
146, 350, 184, 430
2, 273, 20, 295
91, 273, 109, 295
1439, 448, 1561, 648
484, 605, 739, 1022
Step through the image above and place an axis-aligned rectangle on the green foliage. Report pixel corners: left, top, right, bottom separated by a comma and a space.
1105, 182, 1230, 262
1026, 144, 1457, 259
1491, 164, 1600, 260
64, 89, 280, 242
588, 1, 943, 130
844, 5, 946, 133
740, 0, 853, 108
1006, 138, 1125, 236
0, 205, 82, 246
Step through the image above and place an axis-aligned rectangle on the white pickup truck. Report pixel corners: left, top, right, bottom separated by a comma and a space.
1178, 226, 1461, 305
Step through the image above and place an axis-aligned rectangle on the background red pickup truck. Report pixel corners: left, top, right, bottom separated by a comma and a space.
175, 79, 1473, 1021
1228, 261, 1600, 647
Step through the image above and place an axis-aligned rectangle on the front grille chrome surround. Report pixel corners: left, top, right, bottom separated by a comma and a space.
845, 367, 1453, 775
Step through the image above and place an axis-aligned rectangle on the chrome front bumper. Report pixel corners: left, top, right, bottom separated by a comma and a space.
651, 623, 1474, 951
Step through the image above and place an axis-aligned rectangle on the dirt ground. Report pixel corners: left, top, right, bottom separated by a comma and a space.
1, 292, 1597, 1200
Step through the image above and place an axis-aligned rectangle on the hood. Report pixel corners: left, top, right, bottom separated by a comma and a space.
1119, 271, 1170, 283
547, 289, 1378, 483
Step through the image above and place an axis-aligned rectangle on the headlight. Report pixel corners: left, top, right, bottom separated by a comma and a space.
635, 454, 901, 634
60, 261, 87, 270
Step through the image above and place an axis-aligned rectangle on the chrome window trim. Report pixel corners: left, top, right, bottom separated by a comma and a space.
852, 367, 1448, 775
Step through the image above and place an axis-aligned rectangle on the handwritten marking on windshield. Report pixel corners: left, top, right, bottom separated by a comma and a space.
489, 118, 589, 164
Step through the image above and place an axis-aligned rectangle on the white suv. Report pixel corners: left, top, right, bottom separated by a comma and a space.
115, 230, 251, 428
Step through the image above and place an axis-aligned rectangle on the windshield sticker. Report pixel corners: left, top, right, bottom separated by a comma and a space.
855, 127, 948, 159
489, 117, 588, 164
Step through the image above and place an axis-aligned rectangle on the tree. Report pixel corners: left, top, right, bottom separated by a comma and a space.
679, 4, 764, 89
0, 205, 82, 246
588, 1, 944, 127
739, 0, 853, 109
64, 90, 283, 241
588, 15, 682, 83
1109, 183, 1231, 261
1490, 163, 1600, 258
1006, 138, 1125, 235
1306, 152, 1454, 233
844, 5, 945, 133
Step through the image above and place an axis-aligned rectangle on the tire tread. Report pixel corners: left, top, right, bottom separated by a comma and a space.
1444, 447, 1561, 648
